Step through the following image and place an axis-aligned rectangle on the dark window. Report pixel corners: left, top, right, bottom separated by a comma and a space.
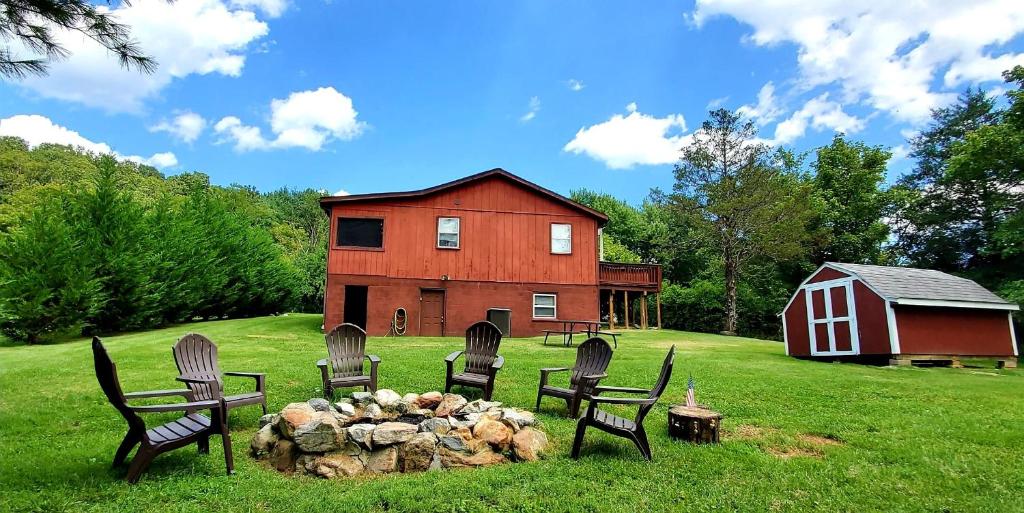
337, 217, 384, 248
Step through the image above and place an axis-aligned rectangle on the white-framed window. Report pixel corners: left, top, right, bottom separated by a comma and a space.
551, 223, 572, 254
437, 217, 460, 249
533, 293, 557, 319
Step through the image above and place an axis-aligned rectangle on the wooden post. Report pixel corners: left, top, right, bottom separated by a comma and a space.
656, 293, 662, 329
641, 293, 648, 330
608, 290, 615, 330
624, 290, 630, 328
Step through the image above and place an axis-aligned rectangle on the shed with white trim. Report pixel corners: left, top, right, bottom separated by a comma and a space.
782, 263, 1018, 366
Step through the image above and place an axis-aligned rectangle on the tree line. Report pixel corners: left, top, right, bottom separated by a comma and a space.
573, 66, 1024, 339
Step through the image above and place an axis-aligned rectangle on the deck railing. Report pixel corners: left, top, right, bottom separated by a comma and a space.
599, 262, 662, 291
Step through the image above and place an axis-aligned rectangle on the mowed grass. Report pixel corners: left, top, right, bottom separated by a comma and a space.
1, 314, 1022, 512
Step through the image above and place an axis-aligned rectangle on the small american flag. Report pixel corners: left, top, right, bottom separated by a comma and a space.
686, 374, 696, 407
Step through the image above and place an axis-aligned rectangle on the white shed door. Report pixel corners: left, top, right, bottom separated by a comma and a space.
804, 280, 860, 356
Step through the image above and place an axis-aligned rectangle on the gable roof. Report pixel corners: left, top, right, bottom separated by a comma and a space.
319, 168, 609, 225
826, 262, 1018, 310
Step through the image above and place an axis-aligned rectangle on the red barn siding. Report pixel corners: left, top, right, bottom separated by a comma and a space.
894, 306, 1015, 356
807, 267, 850, 283
784, 289, 810, 356
852, 281, 890, 355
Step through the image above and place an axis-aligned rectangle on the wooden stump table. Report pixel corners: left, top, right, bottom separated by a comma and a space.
668, 405, 722, 444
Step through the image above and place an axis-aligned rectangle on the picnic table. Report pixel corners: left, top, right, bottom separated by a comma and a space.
542, 319, 601, 347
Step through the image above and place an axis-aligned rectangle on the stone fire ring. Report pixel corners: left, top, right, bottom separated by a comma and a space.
250, 389, 549, 478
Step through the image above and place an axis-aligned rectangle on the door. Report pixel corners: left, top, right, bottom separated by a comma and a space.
343, 285, 368, 330
804, 280, 859, 356
420, 289, 445, 336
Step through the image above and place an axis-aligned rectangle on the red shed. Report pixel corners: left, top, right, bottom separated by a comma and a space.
783, 263, 1019, 367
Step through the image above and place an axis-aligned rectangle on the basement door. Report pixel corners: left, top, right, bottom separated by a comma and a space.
804, 280, 860, 356
420, 289, 445, 337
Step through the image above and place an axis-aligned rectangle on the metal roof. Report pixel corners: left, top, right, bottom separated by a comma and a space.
827, 262, 1015, 307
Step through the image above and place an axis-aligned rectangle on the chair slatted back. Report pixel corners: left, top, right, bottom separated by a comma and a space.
173, 333, 223, 402
93, 337, 146, 436
635, 345, 675, 425
464, 321, 502, 375
325, 323, 367, 378
570, 337, 613, 394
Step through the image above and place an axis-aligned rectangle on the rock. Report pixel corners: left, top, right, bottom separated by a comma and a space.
373, 389, 402, 408
435, 393, 467, 417
307, 398, 332, 412
268, 439, 298, 472
364, 403, 383, 419
501, 417, 521, 433
439, 445, 506, 468
293, 411, 343, 452
371, 422, 418, 446
461, 399, 502, 414
331, 412, 359, 428
250, 423, 279, 458
295, 453, 319, 476
412, 408, 435, 419
443, 427, 487, 453
502, 408, 536, 428
277, 402, 316, 439
259, 413, 279, 429
449, 413, 481, 430
351, 391, 374, 404
415, 391, 443, 409
334, 402, 356, 416
315, 451, 365, 478
400, 432, 438, 472
418, 417, 451, 435
347, 423, 375, 450
438, 434, 470, 453
402, 392, 420, 403
512, 427, 549, 462
365, 446, 399, 473
473, 419, 512, 450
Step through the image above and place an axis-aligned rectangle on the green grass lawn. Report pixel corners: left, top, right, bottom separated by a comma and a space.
1, 314, 1022, 512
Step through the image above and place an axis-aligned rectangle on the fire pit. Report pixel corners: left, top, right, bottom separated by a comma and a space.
250, 389, 548, 478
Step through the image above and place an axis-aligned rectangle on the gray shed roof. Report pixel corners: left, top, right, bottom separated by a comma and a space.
827, 262, 1015, 307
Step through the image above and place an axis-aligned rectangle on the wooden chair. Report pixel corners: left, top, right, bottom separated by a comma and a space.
317, 323, 380, 399
536, 337, 613, 417
445, 320, 504, 400
93, 337, 233, 484
173, 333, 267, 419
570, 345, 675, 461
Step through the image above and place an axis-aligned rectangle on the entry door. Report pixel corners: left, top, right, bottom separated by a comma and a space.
805, 280, 859, 356
420, 289, 445, 336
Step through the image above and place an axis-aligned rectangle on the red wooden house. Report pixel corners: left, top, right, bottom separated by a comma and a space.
783, 262, 1019, 367
319, 169, 661, 337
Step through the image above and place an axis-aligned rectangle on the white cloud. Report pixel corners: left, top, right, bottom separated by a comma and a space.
567, 79, 585, 92
9, 0, 275, 113
769, 94, 865, 145
332, 188, 350, 196
229, 0, 288, 17
706, 96, 729, 109
0, 114, 177, 168
214, 87, 365, 151
737, 82, 783, 125
150, 112, 207, 143
564, 103, 689, 169
691, 0, 1024, 123
520, 96, 541, 123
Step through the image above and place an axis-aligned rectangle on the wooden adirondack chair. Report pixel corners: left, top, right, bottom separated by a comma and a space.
536, 337, 613, 417
93, 337, 233, 484
317, 323, 380, 399
173, 334, 267, 419
571, 345, 675, 461
445, 320, 504, 400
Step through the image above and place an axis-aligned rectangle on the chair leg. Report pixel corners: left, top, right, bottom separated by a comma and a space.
570, 418, 589, 459
216, 409, 235, 475
631, 427, 652, 461
125, 446, 156, 484
112, 430, 141, 467
323, 383, 333, 400
568, 397, 582, 418
260, 400, 268, 416
197, 434, 210, 454
535, 388, 544, 412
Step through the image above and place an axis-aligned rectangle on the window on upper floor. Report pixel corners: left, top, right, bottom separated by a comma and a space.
533, 293, 557, 319
551, 223, 572, 254
437, 217, 460, 249
336, 217, 384, 249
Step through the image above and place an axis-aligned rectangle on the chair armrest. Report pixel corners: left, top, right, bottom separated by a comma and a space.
594, 385, 650, 395
124, 389, 193, 399
365, 354, 381, 364
539, 367, 569, 374
224, 371, 264, 378
581, 373, 608, 381
491, 355, 504, 371
445, 351, 464, 363
585, 395, 656, 406
316, 358, 328, 369
130, 399, 221, 414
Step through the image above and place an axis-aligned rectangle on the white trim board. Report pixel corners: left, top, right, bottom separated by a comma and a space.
1010, 313, 1019, 357
893, 298, 1019, 311
805, 278, 860, 356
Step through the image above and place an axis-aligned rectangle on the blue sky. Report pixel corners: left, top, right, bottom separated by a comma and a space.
2, 0, 1023, 204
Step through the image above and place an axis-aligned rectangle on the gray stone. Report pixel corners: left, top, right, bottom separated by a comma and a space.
259, 413, 279, 429
418, 417, 451, 436
334, 402, 356, 416
347, 423, 375, 450
351, 391, 374, 404
400, 432, 438, 472
293, 412, 343, 452
438, 435, 469, 453
277, 402, 316, 439
412, 408, 435, 419
461, 399, 502, 414
371, 421, 418, 446
502, 408, 537, 427
250, 423, 279, 458
402, 393, 420, 405
307, 398, 332, 412
268, 439, 298, 472
314, 451, 365, 478
373, 389, 402, 408
364, 403, 383, 419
